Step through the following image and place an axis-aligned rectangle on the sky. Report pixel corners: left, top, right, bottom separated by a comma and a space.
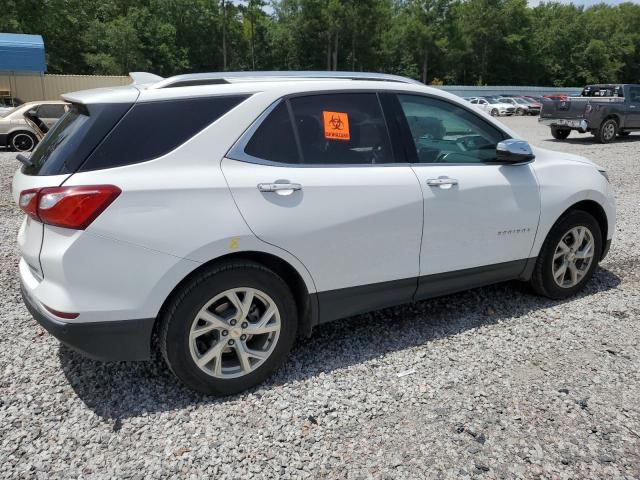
528, 0, 638, 5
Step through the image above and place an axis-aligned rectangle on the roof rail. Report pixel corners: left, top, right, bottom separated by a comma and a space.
148, 71, 423, 89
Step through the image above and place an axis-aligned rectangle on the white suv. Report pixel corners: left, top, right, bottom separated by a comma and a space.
14, 72, 615, 395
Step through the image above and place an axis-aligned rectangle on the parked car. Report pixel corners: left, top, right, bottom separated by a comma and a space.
519, 97, 542, 115
0, 94, 24, 116
543, 93, 568, 101
539, 83, 640, 143
0, 101, 68, 151
469, 97, 515, 116
499, 97, 539, 116
14, 71, 615, 395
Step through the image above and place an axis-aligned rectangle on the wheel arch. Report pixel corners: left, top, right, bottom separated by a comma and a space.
154, 251, 318, 347
557, 200, 608, 257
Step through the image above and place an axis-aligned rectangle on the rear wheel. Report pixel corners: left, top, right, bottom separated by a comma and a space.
551, 127, 570, 140
595, 118, 618, 143
9, 131, 36, 152
530, 210, 602, 299
160, 261, 298, 395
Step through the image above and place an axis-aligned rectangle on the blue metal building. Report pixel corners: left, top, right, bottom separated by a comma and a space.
0, 33, 46, 72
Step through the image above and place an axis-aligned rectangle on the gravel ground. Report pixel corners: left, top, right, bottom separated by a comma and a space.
1, 116, 639, 479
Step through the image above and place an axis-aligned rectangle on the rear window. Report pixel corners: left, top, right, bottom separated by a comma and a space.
81, 95, 249, 171
23, 102, 131, 176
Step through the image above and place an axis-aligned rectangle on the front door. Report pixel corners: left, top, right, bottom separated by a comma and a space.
627, 86, 640, 128
392, 93, 540, 297
222, 93, 424, 322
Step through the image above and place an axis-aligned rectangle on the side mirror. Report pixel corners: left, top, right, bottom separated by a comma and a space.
496, 139, 535, 163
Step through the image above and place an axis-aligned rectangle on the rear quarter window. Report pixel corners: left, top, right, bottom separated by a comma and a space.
81, 95, 249, 171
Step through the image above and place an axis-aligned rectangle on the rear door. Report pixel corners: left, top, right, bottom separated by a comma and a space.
222, 92, 424, 322
390, 93, 540, 297
35, 103, 67, 129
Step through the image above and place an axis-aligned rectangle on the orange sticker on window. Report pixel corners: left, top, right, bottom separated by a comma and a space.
322, 111, 350, 141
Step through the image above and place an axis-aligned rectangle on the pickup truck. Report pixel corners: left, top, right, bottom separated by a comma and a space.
539, 84, 640, 143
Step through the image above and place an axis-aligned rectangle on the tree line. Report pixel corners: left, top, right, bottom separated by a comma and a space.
2, 0, 640, 86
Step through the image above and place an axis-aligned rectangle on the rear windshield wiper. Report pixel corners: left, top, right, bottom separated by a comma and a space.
16, 153, 33, 168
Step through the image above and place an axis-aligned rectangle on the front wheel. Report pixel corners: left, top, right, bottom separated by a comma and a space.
530, 210, 602, 299
551, 127, 570, 140
160, 261, 298, 395
490, 108, 499, 117
516, 108, 525, 116
595, 119, 618, 143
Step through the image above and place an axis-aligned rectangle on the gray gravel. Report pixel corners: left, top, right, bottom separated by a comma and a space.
1, 117, 639, 479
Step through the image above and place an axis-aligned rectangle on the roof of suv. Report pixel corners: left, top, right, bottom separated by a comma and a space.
62, 71, 435, 105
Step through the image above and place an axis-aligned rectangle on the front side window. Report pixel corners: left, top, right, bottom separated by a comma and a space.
289, 93, 393, 165
397, 94, 507, 164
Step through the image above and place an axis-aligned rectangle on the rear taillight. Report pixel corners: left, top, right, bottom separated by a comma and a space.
19, 185, 121, 230
18, 188, 39, 220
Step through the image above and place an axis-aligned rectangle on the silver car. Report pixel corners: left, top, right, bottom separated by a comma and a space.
0, 101, 68, 152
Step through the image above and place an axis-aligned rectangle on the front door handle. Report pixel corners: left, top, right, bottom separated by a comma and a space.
426, 177, 458, 187
257, 182, 302, 196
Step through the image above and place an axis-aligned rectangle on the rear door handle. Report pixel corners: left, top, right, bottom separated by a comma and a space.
426, 177, 458, 187
257, 182, 302, 195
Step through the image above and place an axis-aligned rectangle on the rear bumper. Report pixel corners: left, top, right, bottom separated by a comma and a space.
539, 118, 589, 130
21, 283, 154, 361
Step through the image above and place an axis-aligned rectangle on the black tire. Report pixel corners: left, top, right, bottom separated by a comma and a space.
516, 108, 525, 116
490, 108, 499, 117
551, 127, 571, 140
594, 118, 618, 144
159, 260, 298, 395
9, 131, 37, 152
530, 210, 602, 300
618, 131, 631, 137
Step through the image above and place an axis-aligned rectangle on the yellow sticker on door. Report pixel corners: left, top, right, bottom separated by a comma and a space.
322, 111, 350, 141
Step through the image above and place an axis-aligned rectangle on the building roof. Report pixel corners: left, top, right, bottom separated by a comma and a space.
0, 33, 46, 73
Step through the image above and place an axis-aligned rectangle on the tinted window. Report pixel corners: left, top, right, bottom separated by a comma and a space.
397, 94, 507, 164
25, 105, 90, 175
23, 102, 132, 176
37, 104, 65, 118
289, 93, 393, 165
245, 101, 299, 163
82, 95, 248, 171
629, 87, 640, 103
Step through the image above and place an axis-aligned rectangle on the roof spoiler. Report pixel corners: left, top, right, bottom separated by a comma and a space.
129, 72, 164, 85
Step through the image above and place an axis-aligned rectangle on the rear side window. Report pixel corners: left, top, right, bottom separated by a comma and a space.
37, 104, 66, 118
241, 93, 394, 165
289, 93, 393, 165
82, 95, 248, 171
245, 102, 299, 163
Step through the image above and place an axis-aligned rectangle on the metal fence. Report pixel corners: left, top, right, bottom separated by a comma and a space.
0, 73, 130, 101
435, 85, 582, 98
0, 72, 583, 101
